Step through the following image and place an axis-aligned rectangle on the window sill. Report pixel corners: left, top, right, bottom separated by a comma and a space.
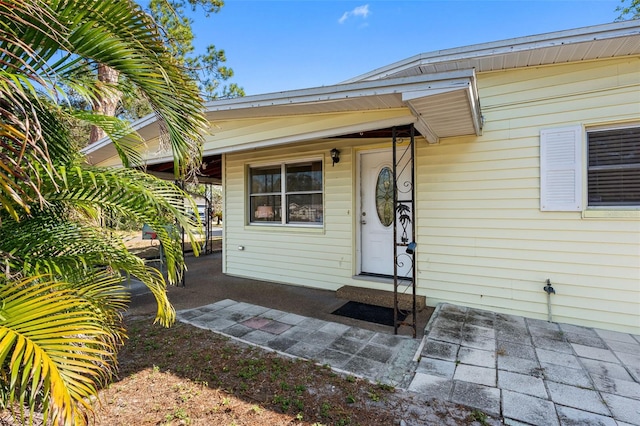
245, 223, 325, 233
582, 209, 640, 219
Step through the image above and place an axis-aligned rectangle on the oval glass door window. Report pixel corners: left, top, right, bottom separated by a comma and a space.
376, 167, 393, 227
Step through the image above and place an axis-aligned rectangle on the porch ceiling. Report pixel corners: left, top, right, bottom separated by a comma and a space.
145, 154, 222, 184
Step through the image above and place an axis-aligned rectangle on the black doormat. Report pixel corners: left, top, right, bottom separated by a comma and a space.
331, 301, 407, 327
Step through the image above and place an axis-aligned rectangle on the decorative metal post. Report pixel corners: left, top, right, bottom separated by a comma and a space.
392, 125, 417, 337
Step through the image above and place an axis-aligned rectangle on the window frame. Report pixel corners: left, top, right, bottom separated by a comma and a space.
248, 158, 324, 227
540, 123, 640, 214
586, 124, 640, 210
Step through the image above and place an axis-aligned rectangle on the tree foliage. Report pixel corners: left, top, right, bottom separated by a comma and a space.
616, 0, 640, 20
147, 0, 245, 101
81, 0, 244, 146
0, 0, 207, 423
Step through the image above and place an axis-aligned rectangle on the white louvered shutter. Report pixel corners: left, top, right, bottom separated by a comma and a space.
540, 126, 583, 211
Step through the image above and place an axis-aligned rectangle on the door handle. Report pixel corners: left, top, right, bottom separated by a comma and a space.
361, 219, 367, 225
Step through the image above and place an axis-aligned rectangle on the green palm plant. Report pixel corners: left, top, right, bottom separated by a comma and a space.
1, 0, 208, 424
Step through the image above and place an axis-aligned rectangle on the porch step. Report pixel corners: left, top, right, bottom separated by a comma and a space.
336, 286, 426, 312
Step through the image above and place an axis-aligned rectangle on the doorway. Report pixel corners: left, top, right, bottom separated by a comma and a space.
359, 149, 412, 278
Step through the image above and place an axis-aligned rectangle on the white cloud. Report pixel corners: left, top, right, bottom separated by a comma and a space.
338, 4, 370, 24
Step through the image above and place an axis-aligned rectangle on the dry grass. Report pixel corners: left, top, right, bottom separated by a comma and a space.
92, 319, 495, 426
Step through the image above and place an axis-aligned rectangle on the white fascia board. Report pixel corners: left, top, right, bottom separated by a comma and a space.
345, 20, 640, 82
80, 134, 113, 155
412, 115, 438, 144
460, 76, 483, 136
204, 70, 475, 113
202, 115, 416, 156
401, 84, 469, 102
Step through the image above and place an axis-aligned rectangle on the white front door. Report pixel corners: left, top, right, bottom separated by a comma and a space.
360, 149, 413, 278
360, 150, 395, 276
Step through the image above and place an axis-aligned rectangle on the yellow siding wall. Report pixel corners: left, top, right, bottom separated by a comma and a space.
224, 140, 356, 290
225, 137, 426, 295
224, 138, 409, 292
224, 58, 639, 334
415, 58, 640, 334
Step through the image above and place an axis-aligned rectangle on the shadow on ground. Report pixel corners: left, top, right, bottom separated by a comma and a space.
127, 251, 433, 339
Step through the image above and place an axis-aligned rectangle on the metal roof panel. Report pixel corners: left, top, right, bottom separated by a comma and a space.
345, 21, 640, 82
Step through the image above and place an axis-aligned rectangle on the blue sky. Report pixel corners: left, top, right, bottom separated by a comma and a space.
189, 1, 624, 96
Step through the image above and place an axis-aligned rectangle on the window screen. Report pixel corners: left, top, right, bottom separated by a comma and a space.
588, 127, 640, 207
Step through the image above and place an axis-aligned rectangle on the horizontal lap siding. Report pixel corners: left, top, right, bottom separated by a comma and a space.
415, 58, 640, 333
224, 141, 355, 291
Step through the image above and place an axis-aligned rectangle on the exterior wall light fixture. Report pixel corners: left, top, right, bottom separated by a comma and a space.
330, 148, 340, 166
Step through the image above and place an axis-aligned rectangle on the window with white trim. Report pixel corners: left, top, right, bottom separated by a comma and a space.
249, 160, 323, 225
587, 127, 640, 207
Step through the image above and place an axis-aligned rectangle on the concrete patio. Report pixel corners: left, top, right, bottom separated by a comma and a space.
128, 252, 640, 425
175, 299, 640, 426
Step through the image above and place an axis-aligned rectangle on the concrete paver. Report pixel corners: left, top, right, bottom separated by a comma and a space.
601, 393, 640, 424
556, 405, 617, 426
421, 339, 459, 361
457, 346, 495, 368
416, 357, 456, 378
535, 348, 581, 369
498, 370, 547, 399
591, 373, 640, 400
451, 381, 501, 416
615, 351, 640, 381
571, 343, 618, 363
607, 339, 640, 354
407, 373, 453, 398
179, 298, 421, 386
496, 340, 537, 360
581, 358, 635, 381
176, 299, 640, 425
453, 364, 496, 387
541, 362, 592, 388
412, 303, 640, 426
547, 381, 610, 416
497, 355, 541, 375
503, 390, 559, 426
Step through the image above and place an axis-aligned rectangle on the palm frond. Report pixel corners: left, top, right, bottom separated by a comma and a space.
44, 165, 202, 281
70, 110, 144, 168
2, 0, 206, 172
1, 0, 207, 216
1, 1, 209, 423
0, 275, 121, 425
0, 215, 175, 327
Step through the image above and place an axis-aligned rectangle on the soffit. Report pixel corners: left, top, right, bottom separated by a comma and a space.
407, 89, 479, 139
202, 70, 482, 148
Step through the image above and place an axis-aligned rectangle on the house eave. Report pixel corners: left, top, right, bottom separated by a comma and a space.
203, 114, 418, 156
202, 69, 477, 118
83, 70, 483, 165
345, 20, 640, 82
